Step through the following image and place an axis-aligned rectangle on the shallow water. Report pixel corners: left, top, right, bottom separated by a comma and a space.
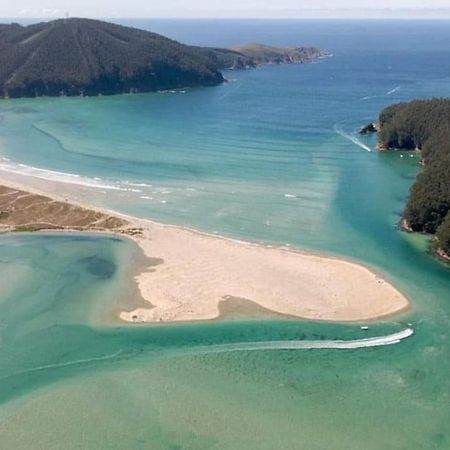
0, 233, 448, 449
0, 19, 449, 449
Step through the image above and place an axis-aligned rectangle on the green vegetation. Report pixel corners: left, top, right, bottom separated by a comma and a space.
0, 18, 224, 97
0, 19, 324, 98
378, 99, 450, 258
436, 212, 450, 258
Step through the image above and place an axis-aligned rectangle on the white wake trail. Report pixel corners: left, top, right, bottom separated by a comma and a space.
387, 86, 401, 95
0, 329, 414, 381
0, 350, 123, 380
192, 328, 414, 355
361, 95, 378, 101
217, 82, 242, 100
334, 125, 372, 152
361, 86, 401, 101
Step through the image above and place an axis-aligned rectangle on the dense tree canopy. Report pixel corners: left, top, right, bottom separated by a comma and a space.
404, 154, 450, 233
436, 212, 450, 257
379, 99, 450, 152
378, 99, 450, 257
0, 18, 226, 97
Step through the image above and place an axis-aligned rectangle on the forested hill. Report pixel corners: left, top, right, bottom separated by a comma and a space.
0, 19, 325, 98
377, 99, 450, 259
0, 18, 226, 97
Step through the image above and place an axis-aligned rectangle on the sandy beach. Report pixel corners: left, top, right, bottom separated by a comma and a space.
0, 172, 410, 323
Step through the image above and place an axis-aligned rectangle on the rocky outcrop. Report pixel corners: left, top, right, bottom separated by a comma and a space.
359, 122, 379, 134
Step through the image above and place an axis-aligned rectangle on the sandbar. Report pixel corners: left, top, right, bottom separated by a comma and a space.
0, 176, 410, 323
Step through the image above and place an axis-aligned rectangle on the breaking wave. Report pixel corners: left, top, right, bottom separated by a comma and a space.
0, 157, 154, 192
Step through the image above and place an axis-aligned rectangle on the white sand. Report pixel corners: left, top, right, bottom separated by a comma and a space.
122, 220, 409, 322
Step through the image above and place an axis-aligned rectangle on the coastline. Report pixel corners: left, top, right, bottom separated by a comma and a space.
0, 171, 410, 323
400, 219, 450, 264
435, 247, 450, 264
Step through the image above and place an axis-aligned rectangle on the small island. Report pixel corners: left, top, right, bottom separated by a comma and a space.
0, 18, 325, 98
365, 99, 450, 261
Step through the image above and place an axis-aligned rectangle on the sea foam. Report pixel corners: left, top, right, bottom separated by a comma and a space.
0, 157, 158, 194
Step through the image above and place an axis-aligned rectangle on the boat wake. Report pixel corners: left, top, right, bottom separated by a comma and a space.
361, 85, 401, 101
0, 329, 413, 382
192, 328, 414, 355
334, 125, 372, 152
217, 82, 242, 100
387, 86, 401, 95
0, 350, 123, 381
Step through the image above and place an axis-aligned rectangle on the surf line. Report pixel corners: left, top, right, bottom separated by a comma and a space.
192, 328, 414, 355
0, 157, 152, 193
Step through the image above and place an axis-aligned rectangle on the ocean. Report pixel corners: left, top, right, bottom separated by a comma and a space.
0, 19, 449, 449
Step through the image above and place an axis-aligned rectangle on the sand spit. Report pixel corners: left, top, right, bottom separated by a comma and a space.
122, 220, 409, 322
0, 179, 410, 323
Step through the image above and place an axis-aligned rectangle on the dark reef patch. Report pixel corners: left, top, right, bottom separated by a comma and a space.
79, 256, 117, 280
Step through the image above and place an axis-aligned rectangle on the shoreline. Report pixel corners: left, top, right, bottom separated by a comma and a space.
0, 171, 411, 323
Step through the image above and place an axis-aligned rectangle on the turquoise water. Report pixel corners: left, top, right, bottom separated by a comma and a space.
0, 20, 449, 448
0, 233, 448, 449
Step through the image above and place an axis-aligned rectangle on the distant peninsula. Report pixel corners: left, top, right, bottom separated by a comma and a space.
223, 43, 326, 69
363, 99, 450, 261
0, 18, 325, 98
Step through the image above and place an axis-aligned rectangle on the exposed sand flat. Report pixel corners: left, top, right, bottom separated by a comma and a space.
122, 220, 409, 322
0, 177, 410, 323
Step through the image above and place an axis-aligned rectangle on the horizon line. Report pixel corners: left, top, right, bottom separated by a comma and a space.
4, 7, 450, 20
3, 15, 450, 21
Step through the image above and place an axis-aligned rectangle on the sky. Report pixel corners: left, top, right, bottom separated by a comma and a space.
2, 0, 450, 19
